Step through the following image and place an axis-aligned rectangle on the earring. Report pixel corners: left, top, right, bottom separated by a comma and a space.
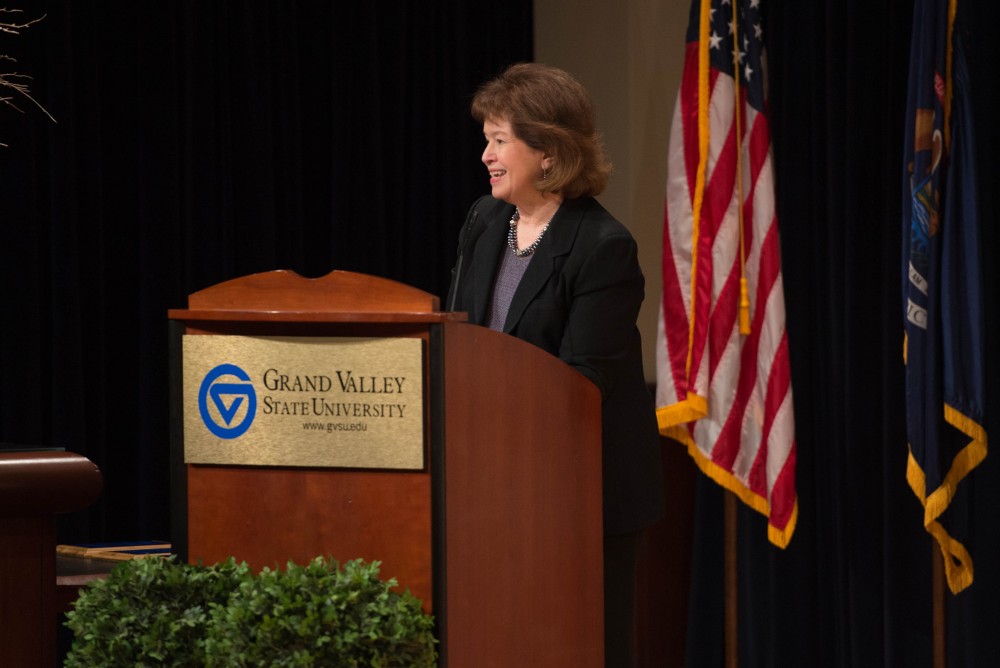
542, 168, 548, 180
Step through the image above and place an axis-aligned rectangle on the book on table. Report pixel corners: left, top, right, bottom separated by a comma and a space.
57, 540, 172, 561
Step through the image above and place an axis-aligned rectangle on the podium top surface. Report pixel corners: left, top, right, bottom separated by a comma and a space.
168, 270, 467, 324
0, 450, 103, 517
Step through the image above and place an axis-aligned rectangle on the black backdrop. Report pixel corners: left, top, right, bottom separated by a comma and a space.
2, 1, 999, 666
0, 0, 532, 541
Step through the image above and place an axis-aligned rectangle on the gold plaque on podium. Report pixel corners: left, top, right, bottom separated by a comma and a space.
182, 335, 424, 469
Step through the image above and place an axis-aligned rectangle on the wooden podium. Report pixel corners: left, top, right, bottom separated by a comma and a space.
168, 270, 604, 666
0, 449, 103, 667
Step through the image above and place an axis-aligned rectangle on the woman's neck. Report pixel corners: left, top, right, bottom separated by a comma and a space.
515, 195, 563, 229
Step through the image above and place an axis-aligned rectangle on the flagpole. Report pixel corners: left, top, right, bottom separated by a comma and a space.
726, 6, 744, 664
933, 544, 945, 668
725, 491, 738, 668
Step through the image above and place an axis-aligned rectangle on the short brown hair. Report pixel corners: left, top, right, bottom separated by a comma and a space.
471, 63, 611, 199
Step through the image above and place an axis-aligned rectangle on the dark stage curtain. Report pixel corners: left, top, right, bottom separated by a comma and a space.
684, 1, 999, 666
0, 1, 531, 542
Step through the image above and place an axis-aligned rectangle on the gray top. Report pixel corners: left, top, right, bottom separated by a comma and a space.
487, 248, 532, 331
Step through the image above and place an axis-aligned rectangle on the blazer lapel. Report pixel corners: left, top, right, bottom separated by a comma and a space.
502, 199, 586, 333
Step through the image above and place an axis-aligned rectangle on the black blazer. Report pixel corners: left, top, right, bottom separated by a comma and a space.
447, 195, 666, 535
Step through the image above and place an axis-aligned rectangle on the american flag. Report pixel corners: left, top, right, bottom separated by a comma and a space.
655, 0, 797, 546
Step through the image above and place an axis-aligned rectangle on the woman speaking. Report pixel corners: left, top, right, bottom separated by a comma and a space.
448, 62, 666, 667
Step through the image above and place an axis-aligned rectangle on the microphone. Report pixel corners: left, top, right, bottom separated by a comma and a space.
447, 207, 482, 312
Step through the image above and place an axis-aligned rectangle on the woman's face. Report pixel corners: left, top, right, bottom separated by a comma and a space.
481, 117, 547, 207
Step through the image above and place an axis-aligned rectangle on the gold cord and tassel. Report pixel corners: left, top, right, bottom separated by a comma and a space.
732, 1, 751, 336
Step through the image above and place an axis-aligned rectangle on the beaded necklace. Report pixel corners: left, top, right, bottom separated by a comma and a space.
507, 207, 553, 257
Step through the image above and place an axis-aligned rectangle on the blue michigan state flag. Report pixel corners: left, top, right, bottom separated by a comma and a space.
902, 0, 987, 594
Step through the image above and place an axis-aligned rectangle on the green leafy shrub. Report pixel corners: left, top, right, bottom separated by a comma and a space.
204, 557, 437, 667
63, 555, 249, 667
63, 555, 437, 667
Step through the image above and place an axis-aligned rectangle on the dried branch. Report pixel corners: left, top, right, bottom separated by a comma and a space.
0, 8, 55, 146
0, 8, 46, 35
0, 69, 56, 122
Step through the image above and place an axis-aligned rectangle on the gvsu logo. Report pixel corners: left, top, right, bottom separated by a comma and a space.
198, 364, 257, 439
